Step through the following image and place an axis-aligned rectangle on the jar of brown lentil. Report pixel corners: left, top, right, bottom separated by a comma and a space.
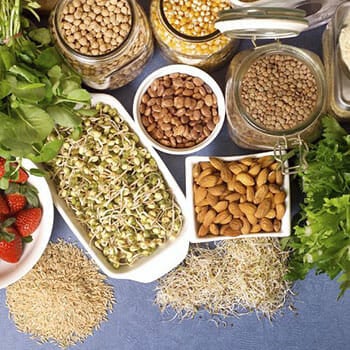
150, 0, 239, 71
50, 0, 153, 90
216, 8, 327, 159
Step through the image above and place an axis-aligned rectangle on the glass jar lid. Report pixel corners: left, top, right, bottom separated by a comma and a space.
215, 7, 309, 39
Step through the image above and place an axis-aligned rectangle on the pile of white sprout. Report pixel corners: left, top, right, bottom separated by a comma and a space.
155, 238, 293, 321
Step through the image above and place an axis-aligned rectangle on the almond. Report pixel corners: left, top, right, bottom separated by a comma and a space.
246, 186, 255, 202
270, 162, 279, 170
275, 170, 283, 185
196, 206, 208, 223
254, 184, 269, 204
240, 217, 251, 235
228, 162, 247, 175
265, 208, 276, 219
225, 192, 241, 202
198, 224, 209, 237
207, 184, 226, 196
240, 157, 254, 166
248, 164, 261, 177
209, 223, 220, 236
228, 202, 243, 217
203, 209, 216, 227
198, 175, 218, 188
193, 163, 201, 178
213, 200, 229, 212
220, 166, 233, 183
227, 177, 236, 191
246, 213, 258, 225
234, 182, 246, 195
251, 224, 261, 233
194, 186, 207, 205
269, 183, 281, 194
200, 162, 213, 170
230, 218, 243, 231
195, 168, 214, 183
220, 224, 241, 236
255, 199, 271, 219
267, 171, 276, 184
209, 157, 225, 171
195, 204, 206, 214
236, 172, 255, 186
256, 168, 268, 187
273, 219, 281, 232
276, 203, 286, 220
214, 210, 232, 225
274, 191, 286, 205
239, 202, 257, 216
258, 155, 275, 168
239, 194, 247, 203
207, 193, 219, 207
260, 217, 273, 232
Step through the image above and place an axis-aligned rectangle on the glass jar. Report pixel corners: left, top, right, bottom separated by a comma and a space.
226, 42, 326, 151
50, 0, 153, 90
322, 1, 350, 120
149, 0, 239, 71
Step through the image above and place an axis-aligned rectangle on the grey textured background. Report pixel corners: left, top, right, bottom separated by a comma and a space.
0, 1, 349, 349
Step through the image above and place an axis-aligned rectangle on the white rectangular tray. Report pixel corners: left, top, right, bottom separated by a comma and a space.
185, 151, 291, 243
47, 93, 190, 283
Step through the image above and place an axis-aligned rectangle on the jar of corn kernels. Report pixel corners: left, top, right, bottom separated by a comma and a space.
50, 0, 153, 90
150, 0, 239, 71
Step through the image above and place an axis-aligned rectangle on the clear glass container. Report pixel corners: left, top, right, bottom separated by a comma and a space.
149, 0, 239, 71
50, 0, 153, 90
322, 1, 350, 120
226, 42, 326, 151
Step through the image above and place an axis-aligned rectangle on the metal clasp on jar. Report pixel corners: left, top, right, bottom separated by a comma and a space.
274, 134, 309, 175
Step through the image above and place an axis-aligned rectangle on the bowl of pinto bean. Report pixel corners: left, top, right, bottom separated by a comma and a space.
133, 64, 225, 155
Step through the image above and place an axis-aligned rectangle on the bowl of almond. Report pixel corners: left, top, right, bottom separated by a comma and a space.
185, 151, 290, 242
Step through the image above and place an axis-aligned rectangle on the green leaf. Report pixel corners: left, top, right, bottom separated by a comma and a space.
34, 47, 62, 70
9, 65, 40, 83
16, 104, 54, 140
0, 80, 11, 99
27, 139, 63, 163
29, 168, 47, 177
47, 105, 81, 128
66, 89, 91, 102
12, 82, 46, 102
0, 47, 15, 70
28, 28, 52, 46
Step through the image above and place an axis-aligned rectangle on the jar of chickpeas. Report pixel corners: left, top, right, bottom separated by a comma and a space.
215, 7, 327, 170
50, 0, 153, 90
150, 0, 239, 71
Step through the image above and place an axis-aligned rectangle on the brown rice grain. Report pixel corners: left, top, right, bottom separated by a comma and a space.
6, 240, 115, 348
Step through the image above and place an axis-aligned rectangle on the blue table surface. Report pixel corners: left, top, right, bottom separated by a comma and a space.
1, 2, 349, 350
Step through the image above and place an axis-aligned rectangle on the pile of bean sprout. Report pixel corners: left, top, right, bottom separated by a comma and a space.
46, 103, 183, 268
155, 238, 293, 321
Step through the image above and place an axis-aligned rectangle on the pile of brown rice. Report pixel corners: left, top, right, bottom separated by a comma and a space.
6, 240, 115, 348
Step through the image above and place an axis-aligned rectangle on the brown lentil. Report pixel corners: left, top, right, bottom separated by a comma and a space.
240, 54, 318, 131
163, 0, 230, 37
60, 0, 132, 56
139, 73, 219, 149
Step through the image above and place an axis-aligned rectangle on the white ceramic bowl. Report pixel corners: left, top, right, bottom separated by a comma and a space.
230, 0, 302, 8
185, 151, 291, 243
133, 64, 225, 155
0, 159, 54, 288
47, 93, 190, 283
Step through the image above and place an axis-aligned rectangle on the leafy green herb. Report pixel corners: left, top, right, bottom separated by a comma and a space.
284, 116, 350, 298
0, 0, 91, 188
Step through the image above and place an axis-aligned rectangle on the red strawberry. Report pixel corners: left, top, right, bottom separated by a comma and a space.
0, 214, 7, 222
6, 193, 27, 215
0, 225, 23, 263
0, 157, 29, 184
0, 195, 10, 215
15, 208, 42, 237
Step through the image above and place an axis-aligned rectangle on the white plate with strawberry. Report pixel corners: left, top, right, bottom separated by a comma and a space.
0, 158, 54, 289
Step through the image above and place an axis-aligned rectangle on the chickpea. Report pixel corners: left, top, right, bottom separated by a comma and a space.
60, 0, 132, 56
